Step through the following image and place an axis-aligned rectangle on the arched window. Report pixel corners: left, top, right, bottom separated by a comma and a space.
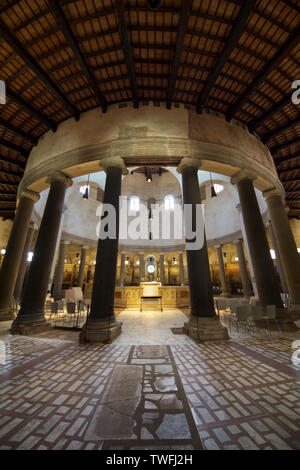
129, 196, 140, 211
213, 184, 224, 194
164, 195, 175, 210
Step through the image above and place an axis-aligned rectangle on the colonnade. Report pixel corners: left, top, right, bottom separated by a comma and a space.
0, 159, 299, 340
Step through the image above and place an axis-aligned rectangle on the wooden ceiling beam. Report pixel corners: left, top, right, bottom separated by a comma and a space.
115, 0, 138, 108
282, 178, 300, 185
277, 166, 300, 176
48, 0, 107, 113
0, 118, 37, 145
0, 168, 22, 178
0, 18, 80, 120
261, 117, 300, 143
227, 26, 300, 119
0, 138, 29, 157
196, 0, 256, 113
0, 155, 26, 169
275, 154, 300, 167
0, 180, 19, 187
6, 88, 57, 131
249, 94, 291, 131
270, 137, 299, 154
166, 0, 192, 109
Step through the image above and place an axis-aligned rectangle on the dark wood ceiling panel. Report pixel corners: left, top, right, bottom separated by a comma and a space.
0, 0, 299, 217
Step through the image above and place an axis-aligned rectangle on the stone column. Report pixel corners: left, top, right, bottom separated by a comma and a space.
216, 245, 230, 296
77, 245, 88, 288
234, 239, 252, 298
13, 222, 37, 304
236, 203, 257, 297
177, 158, 228, 341
119, 252, 126, 287
179, 251, 184, 286
139, 252, 144, 284
159, 253, 165, 285
52, 240, 70, 300
232, 171, 283, 310
0, 190, 40, 321
264, 188, 300, 310
11, 172, 72, 334
267, 222, 288, 295
80, 157, 127, 343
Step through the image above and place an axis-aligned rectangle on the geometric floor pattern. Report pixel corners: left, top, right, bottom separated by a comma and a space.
0, 310, 299, 450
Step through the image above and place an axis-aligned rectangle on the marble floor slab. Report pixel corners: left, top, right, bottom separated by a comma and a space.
0, 309, 299, 450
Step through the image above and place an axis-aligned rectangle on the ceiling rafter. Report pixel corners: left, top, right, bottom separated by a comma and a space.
227, 26, 300, 119
248, 94, 293, 131
166, 0, 192, 109
196, 0, 257, 113
0, 17, 80, 120
6, 88, 57, 131
0, 168, 22, 178
0, 181, 18, 187
47, 0, 107, 113
115, 0, 138, 108
275, 153, 300, 167
277, 166, 300, 175
0, 118, 37, 145
0, 155, 25, 169
270, 137, 299, 154
261, 117, 300, 143
0, 138, 29, 157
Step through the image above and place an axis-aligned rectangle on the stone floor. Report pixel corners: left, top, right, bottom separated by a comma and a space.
0, 309, 299, 450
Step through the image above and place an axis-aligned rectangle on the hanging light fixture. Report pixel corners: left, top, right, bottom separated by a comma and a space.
145, 167, 152, 183
83, 174, 90, 200
210, 172, 217, 198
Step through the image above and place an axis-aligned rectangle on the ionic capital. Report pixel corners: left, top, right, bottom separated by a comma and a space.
262, 187, 282, 201
46, 171, 73, 188
231, 169, 256, 185
20, 189, 40, 203
99, 157, 128, 175
177, 157, 201, 173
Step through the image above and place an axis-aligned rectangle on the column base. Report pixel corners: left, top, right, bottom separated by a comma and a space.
254, 308, 300, 332
0, 307, 16, 322
79, 318, 122, 344
184, 315, 229, 342
10, 313, 50, 336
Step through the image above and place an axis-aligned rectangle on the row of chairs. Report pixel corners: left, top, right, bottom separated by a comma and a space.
215, 301, 282, 337
44, 299, 91, 329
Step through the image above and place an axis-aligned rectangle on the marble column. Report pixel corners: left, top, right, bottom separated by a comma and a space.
264, 188, 300, 310
233, 239, 252, 298
14, 222, 37, 304
52, 240, 70, 300
0, 190, 40, 321
159, 253, 165, 285
236, 203, 257, 297
232, 171, 283, 309
178, 158, 228, 341
119, 252, 126, 287
11, 172, 72, 334
80, 158, 127, 343
139, 253, 144, 284
179, 251, 184, 286
216, 245, 230, 296
77, 245, 88, 289
267, 222, 288, 295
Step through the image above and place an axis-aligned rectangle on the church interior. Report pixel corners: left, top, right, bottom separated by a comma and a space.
0, 0, 299, 452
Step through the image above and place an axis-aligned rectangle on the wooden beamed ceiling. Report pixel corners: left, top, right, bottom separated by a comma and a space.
0, 0, 299, 218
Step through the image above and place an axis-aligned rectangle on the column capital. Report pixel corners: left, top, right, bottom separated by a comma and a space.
263, 187, 282, 201
159, 252, 165, 256
46, 171, 73, 188
231, 169, 257, 185
178, 250, 183, 255
233, 239, 242, 244
61, 240, 70, 246
29, 221, 38, 231
99, 157, 128, 175
177, 157, 201, 173
20, 189, 40, 203
81, 245, 89, 250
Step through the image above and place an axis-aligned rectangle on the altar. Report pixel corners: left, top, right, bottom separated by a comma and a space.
140, 281, 162, 311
